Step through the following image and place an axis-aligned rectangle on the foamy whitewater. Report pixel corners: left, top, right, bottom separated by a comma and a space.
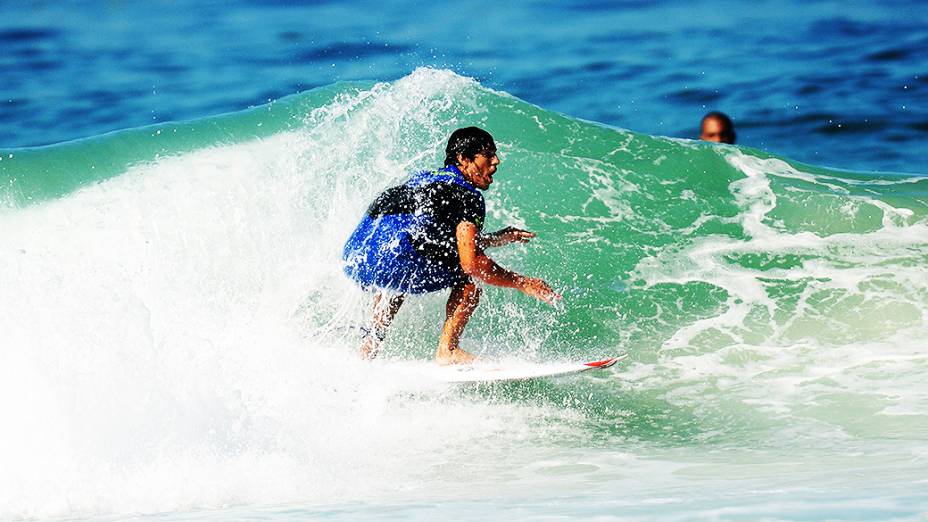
1, 70, 927, 520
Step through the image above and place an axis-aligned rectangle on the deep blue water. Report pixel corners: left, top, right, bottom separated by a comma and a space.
2, 0, 926, 174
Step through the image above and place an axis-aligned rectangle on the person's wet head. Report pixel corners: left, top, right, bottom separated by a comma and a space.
700, 111, 736, 144
445, 126, 499, 190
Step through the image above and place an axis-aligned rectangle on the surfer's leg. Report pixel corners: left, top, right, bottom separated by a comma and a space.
360, 292, 405, 359
436, 280, 480, 365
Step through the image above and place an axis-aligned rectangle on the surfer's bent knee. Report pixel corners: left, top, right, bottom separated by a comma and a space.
454, 280, 481, 302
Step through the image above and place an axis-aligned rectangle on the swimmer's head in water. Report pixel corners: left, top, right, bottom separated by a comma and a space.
700, 111, 736, 144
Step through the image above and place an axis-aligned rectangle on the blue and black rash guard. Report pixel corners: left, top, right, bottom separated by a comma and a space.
342, 165, 486, 294
367, 169, 485, 266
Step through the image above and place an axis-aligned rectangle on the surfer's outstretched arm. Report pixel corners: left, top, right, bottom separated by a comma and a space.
478, 226, 535, 249
457, 222, 561, 305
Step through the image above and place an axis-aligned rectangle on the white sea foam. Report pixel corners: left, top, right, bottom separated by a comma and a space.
0, 70, 588, 519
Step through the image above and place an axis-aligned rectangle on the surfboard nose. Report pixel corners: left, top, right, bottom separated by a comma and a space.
583, 356, 624, 368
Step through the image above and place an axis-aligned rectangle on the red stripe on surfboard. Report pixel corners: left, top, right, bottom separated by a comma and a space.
584, 358, 618, 368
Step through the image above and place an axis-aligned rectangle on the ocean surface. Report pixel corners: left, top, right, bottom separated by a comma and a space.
1, 1, 927, 521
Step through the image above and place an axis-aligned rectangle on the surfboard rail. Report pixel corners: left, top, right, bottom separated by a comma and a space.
436, 353, 628, 384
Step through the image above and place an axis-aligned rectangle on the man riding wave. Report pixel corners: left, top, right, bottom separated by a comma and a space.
343, 127, 560, 364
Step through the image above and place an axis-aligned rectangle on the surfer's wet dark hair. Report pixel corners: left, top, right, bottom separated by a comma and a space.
444, 127, 497, 166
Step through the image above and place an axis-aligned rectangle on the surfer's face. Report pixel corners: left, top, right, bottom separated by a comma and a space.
459, 150, 499, 190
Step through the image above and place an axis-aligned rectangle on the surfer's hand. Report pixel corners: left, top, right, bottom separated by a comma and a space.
495, 227, 535, 245
519, 276, 561, 305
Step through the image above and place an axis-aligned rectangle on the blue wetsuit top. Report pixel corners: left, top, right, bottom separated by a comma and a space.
342, 165, 485, 294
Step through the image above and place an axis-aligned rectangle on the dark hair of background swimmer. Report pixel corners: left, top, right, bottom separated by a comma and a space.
444, 127, 497, 167
700, 111, 736, 144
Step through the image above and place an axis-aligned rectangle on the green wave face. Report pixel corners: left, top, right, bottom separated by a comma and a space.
2, 69, 927, 518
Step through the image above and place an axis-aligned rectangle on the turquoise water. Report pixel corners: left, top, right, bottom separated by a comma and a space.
1, 70, 927, 520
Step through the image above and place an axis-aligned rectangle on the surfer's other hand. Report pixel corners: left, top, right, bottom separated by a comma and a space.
520, 276, 561, 305
497, 226, 535, 244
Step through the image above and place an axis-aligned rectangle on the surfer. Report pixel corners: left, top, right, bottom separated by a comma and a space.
699, 111, 736, 144
343, 126, 561, 364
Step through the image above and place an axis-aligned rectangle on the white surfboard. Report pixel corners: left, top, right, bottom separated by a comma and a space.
431, 354, 628, 384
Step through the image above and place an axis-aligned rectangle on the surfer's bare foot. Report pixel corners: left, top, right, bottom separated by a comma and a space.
436, 347, 478, 365
359, 337, 379, 359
